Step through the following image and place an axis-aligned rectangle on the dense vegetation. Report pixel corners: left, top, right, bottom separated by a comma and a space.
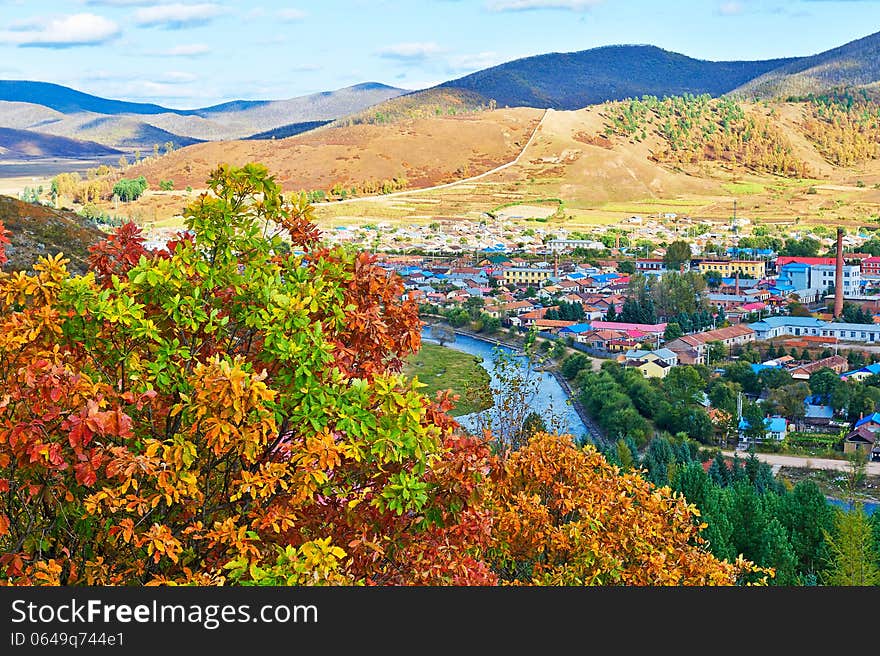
603, 94, 805, 176
800, 88, 880, 166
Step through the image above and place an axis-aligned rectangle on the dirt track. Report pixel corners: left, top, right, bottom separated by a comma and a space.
721, 450, 880, 475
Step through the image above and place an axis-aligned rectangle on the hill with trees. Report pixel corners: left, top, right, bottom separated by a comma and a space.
435, 45, 798, 110
0, 194, 105, 275
732, 29, 880, 100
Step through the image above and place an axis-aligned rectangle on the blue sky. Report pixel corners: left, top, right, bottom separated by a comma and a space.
2, 0, 880, 109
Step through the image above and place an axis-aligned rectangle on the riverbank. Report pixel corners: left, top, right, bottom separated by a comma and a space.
425, 321, 603, 441
420, 326, 590, 440
403, 342, 491, 417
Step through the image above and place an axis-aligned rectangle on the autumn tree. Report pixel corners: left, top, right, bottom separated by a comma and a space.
0, 163, 495, 586
488, 432, 767, 585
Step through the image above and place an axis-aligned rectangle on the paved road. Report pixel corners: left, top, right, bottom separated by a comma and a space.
721, 450, 880, 475
312, 108, 551, 206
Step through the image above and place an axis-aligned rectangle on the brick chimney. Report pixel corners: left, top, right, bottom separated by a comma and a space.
554, 251, 559, 279
735, 269, 740, 296
834, 228, 844, 319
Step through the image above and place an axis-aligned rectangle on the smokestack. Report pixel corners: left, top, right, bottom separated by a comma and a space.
834, 228, 844, 319
554, 251, 559, 279
735, 269, 740, 296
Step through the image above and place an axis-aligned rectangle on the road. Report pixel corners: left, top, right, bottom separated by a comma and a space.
312, 108, 551, 206
721, 450, 880, 475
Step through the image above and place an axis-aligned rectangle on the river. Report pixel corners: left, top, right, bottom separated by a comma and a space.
420, 328, 590, 442
827, 498, 878, 516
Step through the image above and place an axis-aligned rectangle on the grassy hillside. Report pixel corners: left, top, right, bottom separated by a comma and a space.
435, 45, 799, 110
32, 115, 204, 151
119, 107, 541, 193
0, 195, 105, 275
330, 87, 491, 127
0, 127, 121, 159
732, 30, 880, 99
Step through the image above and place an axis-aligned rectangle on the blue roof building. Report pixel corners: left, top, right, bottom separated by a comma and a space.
738, 416, 788, 442
855, 412, 880, 428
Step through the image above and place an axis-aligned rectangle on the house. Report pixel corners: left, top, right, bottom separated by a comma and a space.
511, 307, 551, 327
749, 316, 880, 343
738, 416, 787, 444
621, 348, 679, 367
665, 324, 755, 365
854, 412, 880, 433
841, 363, 880, 382
844, 425, 876, 456
588, 320, 667, 336
636, 258, 666, 274
861, 256, 880, 277
502, 300, 536, 316
803, 395, 835, 429
789, 355, 849, 380
577, 329, 627, 350
624, 357, 672, 379
533, 319, 578, 335
697, 260, 766, 278
559, 323, 595, 342
503, 267, 554, 286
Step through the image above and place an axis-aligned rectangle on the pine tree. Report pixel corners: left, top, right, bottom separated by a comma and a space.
822, 505, 880, 586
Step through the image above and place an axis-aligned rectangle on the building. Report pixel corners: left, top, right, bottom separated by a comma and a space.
547, 239, 606, 252
738, 416, 787, 445
624, 357, 673, 379
841, 363, 880, 382
789, 355, 849, 380
861, 256, 880, 277
853, 412, 880, 433
636, 258, 666, 274
588, 320, 667, 336
697, 260, 766, 278
844, 425, 876, 456
533, 319, 578, 335
502, 267, 554, 286
749, 316, 880, 343
665, 325, 755, 365
621, 348, 679, 367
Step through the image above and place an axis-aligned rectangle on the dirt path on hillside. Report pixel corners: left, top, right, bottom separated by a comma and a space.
312, 109, 550, 206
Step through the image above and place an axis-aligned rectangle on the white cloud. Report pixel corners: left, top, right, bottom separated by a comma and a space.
134, 3, 223, 29
718, 1, 745, 15
278, 8, 307, 21
488, 0, 602, 11
0, 13, 120, 48
446, 51, 503, 72
158, 43, 211, 56
376, 42, 445, 61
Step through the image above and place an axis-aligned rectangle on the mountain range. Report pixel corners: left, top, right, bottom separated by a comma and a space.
1, 29, 880, 160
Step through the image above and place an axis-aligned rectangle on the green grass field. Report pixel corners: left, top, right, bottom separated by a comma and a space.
403, 343, 492, 417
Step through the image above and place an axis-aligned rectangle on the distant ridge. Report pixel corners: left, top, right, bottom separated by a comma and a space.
0, 127, 121, 159
731, 29, 880, 99
434, 45, 801, 109
0, 80, 191, 116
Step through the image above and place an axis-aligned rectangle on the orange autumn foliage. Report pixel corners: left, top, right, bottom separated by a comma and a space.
489, 433, 769, 585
